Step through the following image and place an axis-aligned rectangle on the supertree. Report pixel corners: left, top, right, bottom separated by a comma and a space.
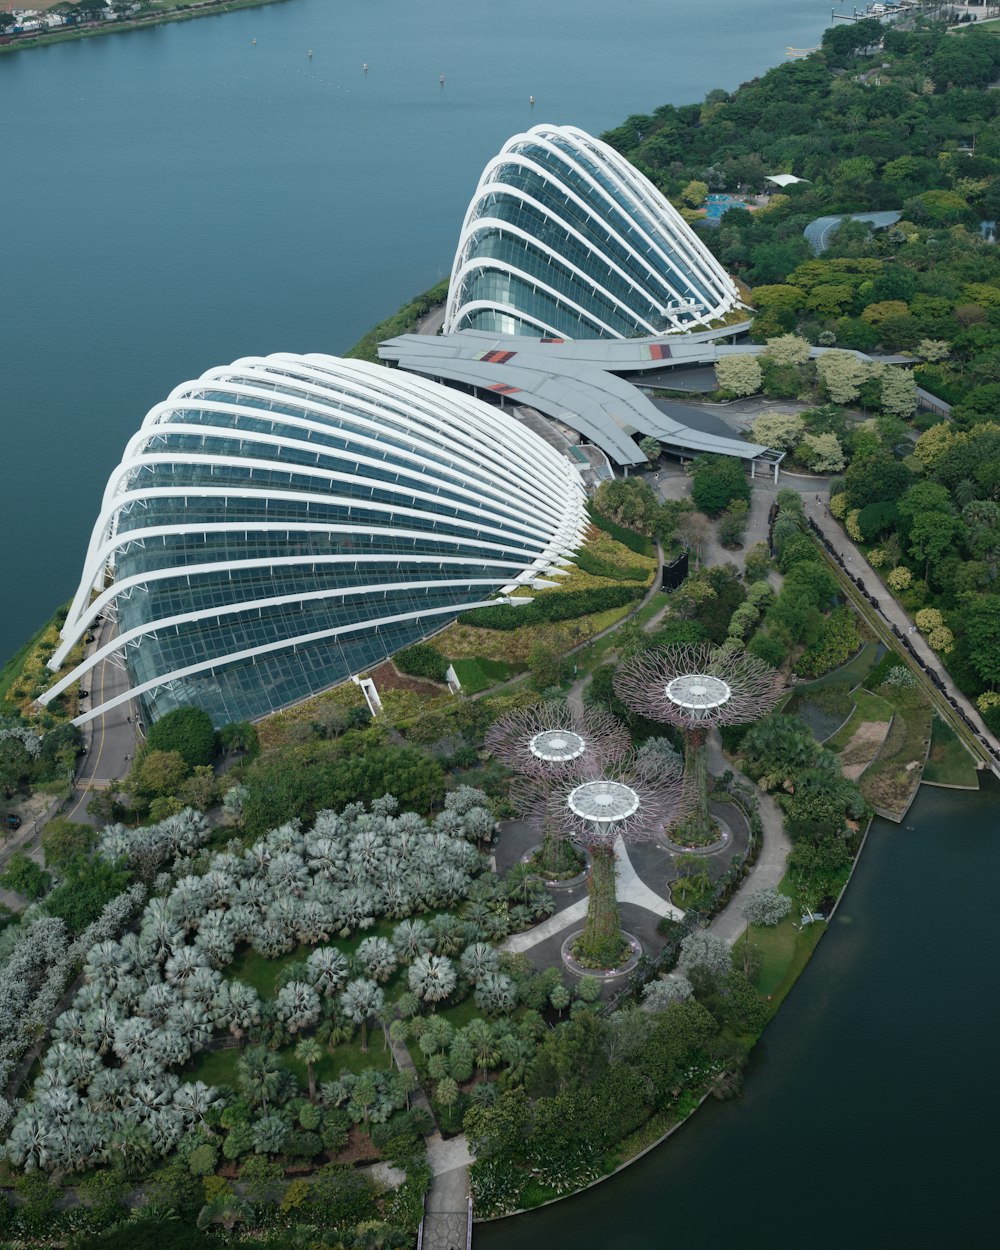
614, 644, 782, 845
544, 751, 686, 969
485, 702, 631, 877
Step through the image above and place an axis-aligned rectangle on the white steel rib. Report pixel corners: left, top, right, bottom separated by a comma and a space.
445, 124, 741, 338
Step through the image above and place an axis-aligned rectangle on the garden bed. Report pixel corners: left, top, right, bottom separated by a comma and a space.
858, 688, 932, 818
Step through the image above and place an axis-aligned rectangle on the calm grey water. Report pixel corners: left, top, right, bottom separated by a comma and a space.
0, 0, 833, 661
480, 778, 1000, 1250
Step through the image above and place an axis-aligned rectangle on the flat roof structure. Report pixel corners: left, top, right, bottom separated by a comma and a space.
379, 331, 778, 472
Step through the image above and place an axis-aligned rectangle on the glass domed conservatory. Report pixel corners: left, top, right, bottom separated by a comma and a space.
444, 124, 741, 339
43, 354, 587, 726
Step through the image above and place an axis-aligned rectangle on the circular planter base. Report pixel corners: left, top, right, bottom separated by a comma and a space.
519, 843, 590, 890
660, 812, 734, 856
560, 930, 642, 979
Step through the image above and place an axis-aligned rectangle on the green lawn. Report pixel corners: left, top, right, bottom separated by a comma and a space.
185, 1046, 243, 1090
922, 716, 980, 788
859, 686, 932, 816
827, 688, 893, 751
450, 656, 516, 694
281, 1035, 394, 1085
746, 917, 827, 1008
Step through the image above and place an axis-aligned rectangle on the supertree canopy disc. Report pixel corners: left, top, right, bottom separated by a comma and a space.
485, 701, 631, 779
665, 674, 732, 718
567, 780, 640, 824
614, 643, 782, 729
529, 729, 587, 763
548, 752, 686, 851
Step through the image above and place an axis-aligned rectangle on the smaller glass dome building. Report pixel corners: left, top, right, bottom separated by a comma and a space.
445, 123, 741, 339
43, 354, 587, 727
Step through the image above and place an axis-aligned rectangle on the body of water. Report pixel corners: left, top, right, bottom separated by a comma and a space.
480, 777, 1000, 1250
0, 0, 833, 662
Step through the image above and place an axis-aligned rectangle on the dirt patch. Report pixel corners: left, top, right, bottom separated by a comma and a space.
838, 720, 892, 780
367, 661, 445, 697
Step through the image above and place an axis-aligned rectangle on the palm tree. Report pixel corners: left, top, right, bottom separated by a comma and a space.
294, 1037, 325, 1102
338, 979, 385, 1053
275, 980, 322, 1034
305, 946, 350, 998
463, 1018, 500, 1074
407, 954, 457, 1010
237, 1046, 283, 1111
356, 936, 397, 983
196, 1195, 254, 1233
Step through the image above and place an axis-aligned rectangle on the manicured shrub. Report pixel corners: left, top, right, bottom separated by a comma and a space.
146, 706, 217, 769
394, 644, 449, 683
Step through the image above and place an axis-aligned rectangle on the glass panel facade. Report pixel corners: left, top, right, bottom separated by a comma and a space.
52, 354, 587, 727
446, 124, 740, 339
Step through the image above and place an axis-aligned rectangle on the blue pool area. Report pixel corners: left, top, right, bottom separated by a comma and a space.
704, 193, 748, 219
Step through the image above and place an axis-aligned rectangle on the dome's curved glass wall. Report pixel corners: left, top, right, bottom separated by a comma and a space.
445, 124, 741, 339
45, 355, 587, 726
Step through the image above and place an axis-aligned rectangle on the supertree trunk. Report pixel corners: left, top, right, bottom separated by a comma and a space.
574, 844, 628, 969
677, 725, 713, 845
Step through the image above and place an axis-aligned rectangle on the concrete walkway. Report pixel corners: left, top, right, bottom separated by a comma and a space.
503, 836, 683, 956
706, 729, 791, 946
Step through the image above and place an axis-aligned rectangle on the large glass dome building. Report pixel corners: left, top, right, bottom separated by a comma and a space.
444, 124, 742, 339
43, 354, 587, 727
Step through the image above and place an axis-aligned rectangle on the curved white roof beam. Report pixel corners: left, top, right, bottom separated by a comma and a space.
59, 476, 581, 648
48, 354, 587, 724
66, 599, 502, 728
459, 159, 696, 313
452, 205, 690, 333
143, 358, 572, 510
42, 574, 533, 708
445, 123, 740, 337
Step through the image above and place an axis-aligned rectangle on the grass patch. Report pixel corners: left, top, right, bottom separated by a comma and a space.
826, 688, 893, 751
281, 1036, 394, 1085
745, 917, 827, 1008
922, 716, 980, 788
449, 657, 516, 695
185, 1047, 243, 1090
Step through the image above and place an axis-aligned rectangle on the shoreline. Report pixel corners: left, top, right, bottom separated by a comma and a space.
0, 0, 292, 56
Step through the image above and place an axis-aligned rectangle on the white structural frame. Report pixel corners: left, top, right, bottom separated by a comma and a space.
445, 124, 742, 337
46, 354, 588, 725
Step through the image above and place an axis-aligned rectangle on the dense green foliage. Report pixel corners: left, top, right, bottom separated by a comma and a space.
345, 280, 450, 363
587, 499, 658, 555
462, 583, 644, 631
241, 745, 445, 836
146, 706, 217, 769
690, 455, 752, 517
394, 644, 450, 683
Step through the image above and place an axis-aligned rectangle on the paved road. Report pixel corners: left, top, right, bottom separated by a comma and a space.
63, 617, 137, 825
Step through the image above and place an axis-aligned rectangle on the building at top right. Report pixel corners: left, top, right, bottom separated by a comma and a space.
443, 123, 743, 340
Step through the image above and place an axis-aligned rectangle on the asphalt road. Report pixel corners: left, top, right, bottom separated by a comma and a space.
63, 617, 137, 825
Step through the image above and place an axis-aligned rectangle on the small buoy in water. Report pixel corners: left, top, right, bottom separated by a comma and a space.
363, 62, 368, 71
529, 95, 535, 105
439, 73, 445, 84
